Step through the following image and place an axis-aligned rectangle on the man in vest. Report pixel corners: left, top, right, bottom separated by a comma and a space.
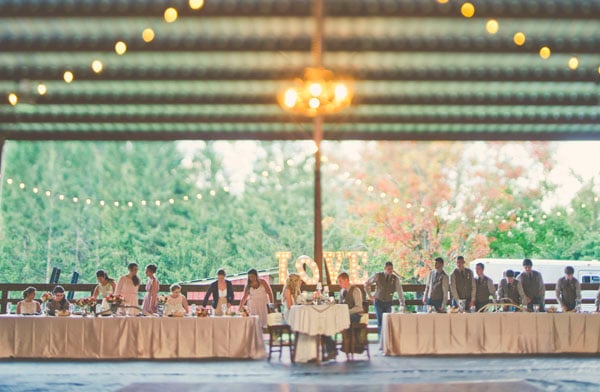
517, 258, 545, 312
496, 269, 520, 311
450, 255, 475, 310
364, 261, 405, 337
323, 272, 365, 360
471, 262, 496, 311
556, 266, 581, 312
423, 257, 449, 312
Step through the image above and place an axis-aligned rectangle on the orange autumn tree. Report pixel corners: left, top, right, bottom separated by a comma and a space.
322, 141, 555, 282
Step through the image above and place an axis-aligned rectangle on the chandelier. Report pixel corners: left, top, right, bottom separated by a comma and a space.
277, 0, 353, 117
278, 67, 352, 117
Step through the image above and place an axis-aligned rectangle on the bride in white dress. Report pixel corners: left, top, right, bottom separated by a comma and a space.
92, 270, 116, 311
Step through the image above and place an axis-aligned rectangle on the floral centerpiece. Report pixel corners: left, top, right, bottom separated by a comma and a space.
196, 307, 208, 317
105, 294, 124, 314
157, 295, 168, 316
240, 306, 250, 317
75, 297, 96, 316
40, 292, 53, 315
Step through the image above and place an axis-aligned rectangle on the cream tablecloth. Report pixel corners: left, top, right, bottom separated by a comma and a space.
382, 312, 600, 355
0, 315, 266, 359
287, 304, 350, 363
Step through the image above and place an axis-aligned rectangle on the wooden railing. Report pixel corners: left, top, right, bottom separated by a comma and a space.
2, 282, 599, 316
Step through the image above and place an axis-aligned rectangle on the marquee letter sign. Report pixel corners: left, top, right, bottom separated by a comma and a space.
278, 251, 368, 284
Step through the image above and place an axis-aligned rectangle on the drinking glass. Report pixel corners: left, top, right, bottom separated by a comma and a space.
398, 305, 405, 314
221, 304, 227, 315
533, 304, 540, 313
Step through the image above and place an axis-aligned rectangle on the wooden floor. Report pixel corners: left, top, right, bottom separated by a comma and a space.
1, 345, 600, 391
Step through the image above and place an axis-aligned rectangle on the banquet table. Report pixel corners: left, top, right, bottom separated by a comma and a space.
0, 315, 266, 360
382, 312, 600, 356
287, 304, 350, 363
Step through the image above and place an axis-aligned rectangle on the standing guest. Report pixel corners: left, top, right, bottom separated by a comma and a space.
92, 270, 116, 311
450, 256, 475, 309
422, 257, 450, 313
596, 288, 600, 312
141, 264, 159, 315
364, 261, 405, 337
496, 269, 521, 310
556, 266, 582, 312
165, 283, 189, 316
239, 268, 274, 327
16, 287, 41, 315
282, 273, 302, 321
115, 262, 141, 315
517, 258, 545, 312
471, 262, 496, 311
202, 269, 234, 315
46, 286, 70, 316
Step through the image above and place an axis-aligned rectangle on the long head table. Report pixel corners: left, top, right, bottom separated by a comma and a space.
382, 312, 600, 356
0, 315, 266, 360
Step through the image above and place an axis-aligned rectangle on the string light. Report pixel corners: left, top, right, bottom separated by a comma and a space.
7, 93, 18, 106
568, 57, 579, 70
114, 41, 127, 55
460, 3, 475, 18
37, 84, 47, 95
539, 46, 551, 59
485, 19, 499, 34
164, 7, 178, 23
189, 0, 205, 10
513, 32, 526, 46
91, 60, 103, 74
63, 71, 74, 83
142, 28, 155, 43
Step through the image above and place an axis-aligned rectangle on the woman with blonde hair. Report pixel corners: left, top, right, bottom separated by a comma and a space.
282, 273, 302, 320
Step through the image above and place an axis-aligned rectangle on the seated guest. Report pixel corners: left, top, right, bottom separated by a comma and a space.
202, 269, 234, 315
16, 286, 41, 315
238, 269, 274, 328
517, 258, 545, 312
496, 269, 521, 310
556, 266, 581, 312
471, 262, 496, 311
92, 270, 116, 311
450, 256, 475, 310
46, 286, 70, 316
338, 272, 364, 323
323, 272, 365, 360
165, 284, 189, 316
423, 257, 449, 312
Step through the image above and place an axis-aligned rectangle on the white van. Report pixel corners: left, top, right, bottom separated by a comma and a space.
469, 258, 600, 311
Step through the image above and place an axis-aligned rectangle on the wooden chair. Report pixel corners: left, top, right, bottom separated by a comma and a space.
266, 304, 294, 362
339, 314, 370, 361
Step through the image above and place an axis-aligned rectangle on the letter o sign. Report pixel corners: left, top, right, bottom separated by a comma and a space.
295, 255, 320, 285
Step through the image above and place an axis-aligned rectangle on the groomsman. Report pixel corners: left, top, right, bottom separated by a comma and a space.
450, 256, 475, 309
496, 269, 521, 310
555, 266, 581, 312
517, 258, 545, 311
364, 261, 405, 337
423, 257, 450, 312
471, 262, 496, 311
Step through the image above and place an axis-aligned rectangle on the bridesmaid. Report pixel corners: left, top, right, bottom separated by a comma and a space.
115, 263, 140, 315
141, 264, 159, 315
239, 269, 274, 328
202, 269, 234, 315
16, 287, 41, 315
92, 270, 116, 311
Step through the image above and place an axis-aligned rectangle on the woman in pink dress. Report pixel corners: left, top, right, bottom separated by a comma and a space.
239, 268, 274, 328
115, 263, 140, 315
141, 264, 159, 315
